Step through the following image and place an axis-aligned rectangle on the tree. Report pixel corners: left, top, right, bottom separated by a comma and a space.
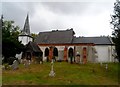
2, 16, 25, 63
31, 33, 38, 41
110, 0, 120, 62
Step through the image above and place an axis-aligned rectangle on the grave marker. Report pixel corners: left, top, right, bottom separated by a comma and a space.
24, 60, 31, 68
49, 59, 55, 77
105, 63, 108, 70
12, 60, 19, 70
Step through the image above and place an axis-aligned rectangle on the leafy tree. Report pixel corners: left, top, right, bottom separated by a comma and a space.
31, 33, 37, 41
110, 0, 120, 62
2, 16, 25, 63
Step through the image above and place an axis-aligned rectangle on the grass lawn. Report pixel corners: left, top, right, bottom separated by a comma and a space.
2, 62, 119, 85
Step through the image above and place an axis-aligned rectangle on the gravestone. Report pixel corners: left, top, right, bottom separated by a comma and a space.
105, 63, 108, 70
11, 60, 19, 70
24, 60, 31, 68
49, 59, 55, 77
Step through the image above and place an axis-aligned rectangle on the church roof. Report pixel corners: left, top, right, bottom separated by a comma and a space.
73, 37, 114, 45
22, 14, 30, 35
35, 29, 75, 44
34, 29, 113, 45
26, 41, 42, 53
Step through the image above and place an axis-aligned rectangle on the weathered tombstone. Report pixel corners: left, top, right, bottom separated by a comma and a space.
105, 63, 108, 70
28, 60, 31, 65
11, 60, 19, 70
40, 61, 42, 64
49, 59, 55, 77
24, 60, 30, 68
8, 57, 17, 65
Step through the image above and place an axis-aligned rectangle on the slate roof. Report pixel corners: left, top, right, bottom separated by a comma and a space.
35, 29, 75, 44
73, 37, 113, 45
19, 14, 33, 38
22, 14, 30, 35
26, 41, 42, 52
34, 29, 113, 45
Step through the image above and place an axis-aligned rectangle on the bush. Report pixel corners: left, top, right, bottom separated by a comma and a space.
4, 63, 11, 70
7, 57, 18, 65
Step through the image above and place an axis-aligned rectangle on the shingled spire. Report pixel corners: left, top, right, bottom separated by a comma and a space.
22, 14, 30, 35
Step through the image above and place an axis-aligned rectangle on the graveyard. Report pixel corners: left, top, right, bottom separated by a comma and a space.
2, 61, 119, 85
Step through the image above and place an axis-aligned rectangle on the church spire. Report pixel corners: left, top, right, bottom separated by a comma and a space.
22, 14, 30, 35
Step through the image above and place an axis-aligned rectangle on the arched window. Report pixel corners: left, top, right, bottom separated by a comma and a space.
68, 47, 74, 57
45, 48, 49, 57
53, 47, 58, 57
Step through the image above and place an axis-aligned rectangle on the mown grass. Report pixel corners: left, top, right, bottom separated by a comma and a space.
2, 62, 119, 85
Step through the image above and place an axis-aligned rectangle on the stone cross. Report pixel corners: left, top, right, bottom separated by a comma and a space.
12, 60, 19, 70
49, 59, 55, 77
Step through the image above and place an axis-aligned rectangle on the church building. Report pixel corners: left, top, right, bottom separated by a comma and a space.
34, 29, 115, 63
18, 14, 43, 61
18, 15, 116, 63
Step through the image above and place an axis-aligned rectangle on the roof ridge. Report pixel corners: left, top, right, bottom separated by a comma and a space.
39, 29, 73, 34
75, 36, 109, 38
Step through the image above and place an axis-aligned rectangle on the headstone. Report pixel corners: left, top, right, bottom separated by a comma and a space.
105, 64, 108, 70
40, 61, 42, 64
11, 60, 19, 70
24, 60, 30, 68
49, 59, 55, 77
28, 60, 31, 65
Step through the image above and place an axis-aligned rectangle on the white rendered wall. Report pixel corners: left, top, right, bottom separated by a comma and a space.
95, 45, 113, 62
19, 36, 32, 45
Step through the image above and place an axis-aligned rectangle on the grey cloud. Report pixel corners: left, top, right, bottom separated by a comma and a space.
41, 2, 114, 16
2, 1, 115, 36
41, 2, 91, 15
2, 2, 36, 29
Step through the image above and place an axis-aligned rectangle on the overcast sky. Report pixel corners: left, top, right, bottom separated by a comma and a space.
1, 0, 116, 37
